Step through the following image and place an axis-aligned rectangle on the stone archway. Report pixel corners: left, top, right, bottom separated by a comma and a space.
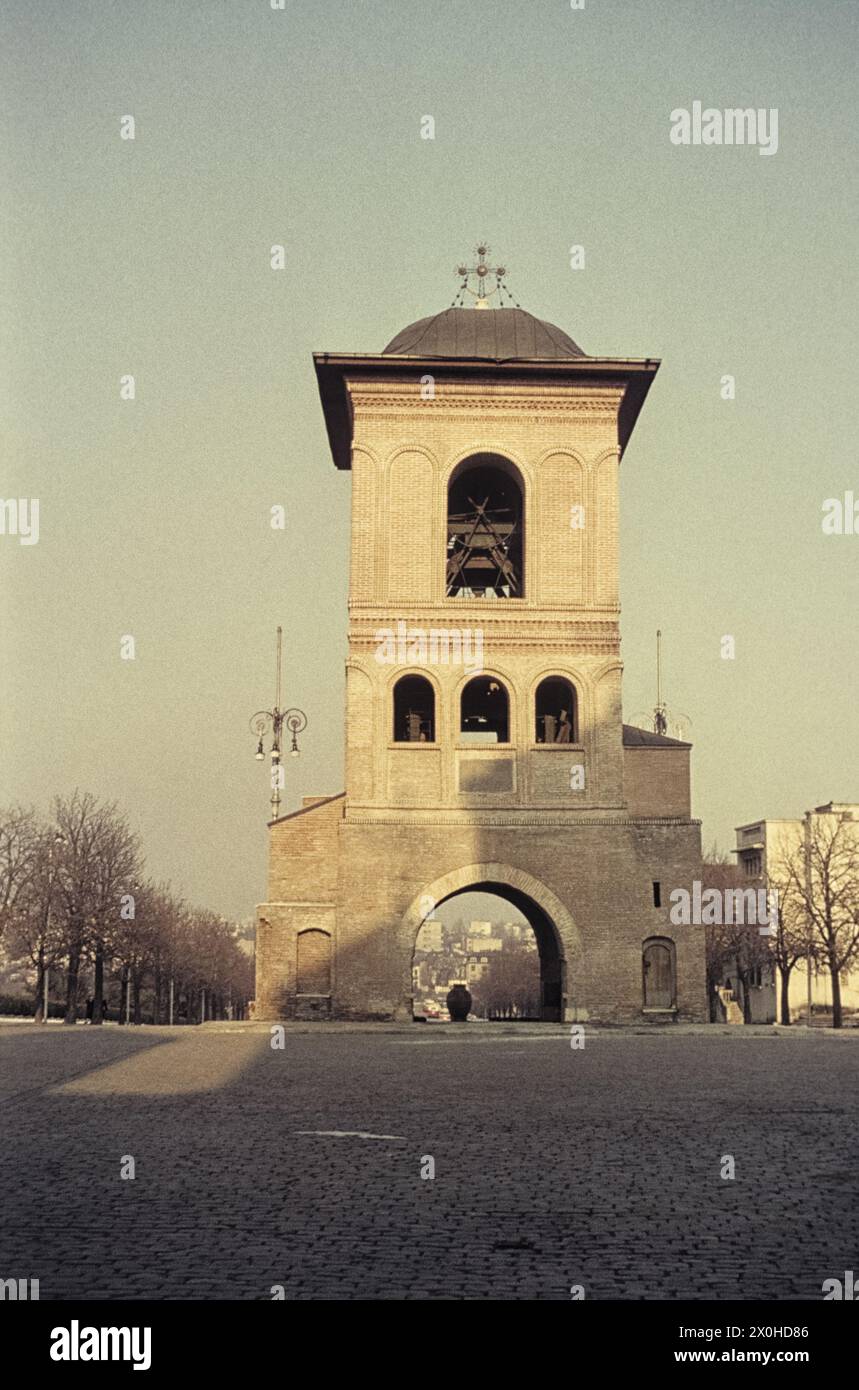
402, 863, 583, 1022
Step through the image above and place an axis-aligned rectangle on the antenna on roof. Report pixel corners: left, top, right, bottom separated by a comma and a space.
655, 628, 667, 735
631, 630, 692, 741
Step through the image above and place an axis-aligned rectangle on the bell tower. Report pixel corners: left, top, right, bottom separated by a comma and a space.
257, 253, 708, 1025
315, 252, 656, 820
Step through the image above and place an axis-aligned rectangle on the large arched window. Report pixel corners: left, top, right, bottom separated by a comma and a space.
393, 674, 435, 743
460, 677, 509, 743
447, 454, 524, 599
535, 677, 578, 744
642, 937, 676, 1011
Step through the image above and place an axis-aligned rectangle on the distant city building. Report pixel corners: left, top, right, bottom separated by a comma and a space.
412, 960, 432, 993
503, 922, 529, 943
417, 919, 444, 953
468, 921, 493, 937
467, 935, 502, 953
734, 818, 795, 880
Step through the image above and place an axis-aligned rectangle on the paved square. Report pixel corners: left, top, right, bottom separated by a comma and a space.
1, 1022, 857, 1300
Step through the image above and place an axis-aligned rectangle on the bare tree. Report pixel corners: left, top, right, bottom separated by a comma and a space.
5, 825, 67, 1020
88, 819, 143, 1025
52, 792, 142, 1025
774, 814, 859, 1029
702, 847, 736, 1018
112, 880, 168, 1024
0, 806, 40, 943
723, 917, 774, 1025
145, 886, 187, 1023
703, 848, 774, 1023
470, 944, 540, 1019
765, 854, 810, 1025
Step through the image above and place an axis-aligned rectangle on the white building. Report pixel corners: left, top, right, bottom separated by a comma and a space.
734, 804, 859, 1022
416, 919, 444, 953
465, 956, 490, 983
467, 935, 502, 954
468, 921, 493, 938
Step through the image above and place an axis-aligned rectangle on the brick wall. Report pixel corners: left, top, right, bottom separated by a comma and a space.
624, 747, 692, 817
258, 809, 708, 1024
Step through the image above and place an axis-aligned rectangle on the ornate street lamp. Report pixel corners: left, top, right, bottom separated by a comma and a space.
249, 625, 307, 820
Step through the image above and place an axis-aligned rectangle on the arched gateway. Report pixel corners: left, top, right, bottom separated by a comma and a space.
254, 274, 708, 1025
402, 864, 580, 1022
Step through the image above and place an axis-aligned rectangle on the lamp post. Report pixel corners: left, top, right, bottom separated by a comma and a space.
804, 809, 813, 1028
250, 626, 307, 821
121, 878, 141, 1025
39, 832, 66, 1023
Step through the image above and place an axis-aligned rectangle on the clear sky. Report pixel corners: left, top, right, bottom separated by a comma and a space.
2, 0, 856, 918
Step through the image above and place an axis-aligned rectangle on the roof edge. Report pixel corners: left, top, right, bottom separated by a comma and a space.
622, 723, 692, 749
268, 791, 346, 827
314, 355, 660, 469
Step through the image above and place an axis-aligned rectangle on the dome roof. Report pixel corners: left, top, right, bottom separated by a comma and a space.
382, 307, 585, 360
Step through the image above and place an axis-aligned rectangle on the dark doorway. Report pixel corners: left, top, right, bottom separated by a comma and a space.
643, 937, 676, 1010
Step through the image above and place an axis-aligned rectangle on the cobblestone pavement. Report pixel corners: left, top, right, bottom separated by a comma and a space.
1, 1021, 857, 1301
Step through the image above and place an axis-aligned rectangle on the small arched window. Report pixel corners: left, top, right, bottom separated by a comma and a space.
535, 677, 577, 744
460, 677, 509, 744
393, 675, 435, 743
642, 937, 676, 1011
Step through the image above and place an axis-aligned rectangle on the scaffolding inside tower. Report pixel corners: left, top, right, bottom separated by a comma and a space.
446, 494, 522, 597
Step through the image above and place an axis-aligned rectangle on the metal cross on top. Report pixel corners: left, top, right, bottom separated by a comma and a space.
452, 244, 521, 310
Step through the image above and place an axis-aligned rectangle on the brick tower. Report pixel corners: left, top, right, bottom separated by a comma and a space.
255, 259, 707, 1023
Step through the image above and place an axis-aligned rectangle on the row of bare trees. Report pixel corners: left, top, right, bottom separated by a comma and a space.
469, 946, 541, 1019
705, 810, 859, 1027
0, 792, 253, 1024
